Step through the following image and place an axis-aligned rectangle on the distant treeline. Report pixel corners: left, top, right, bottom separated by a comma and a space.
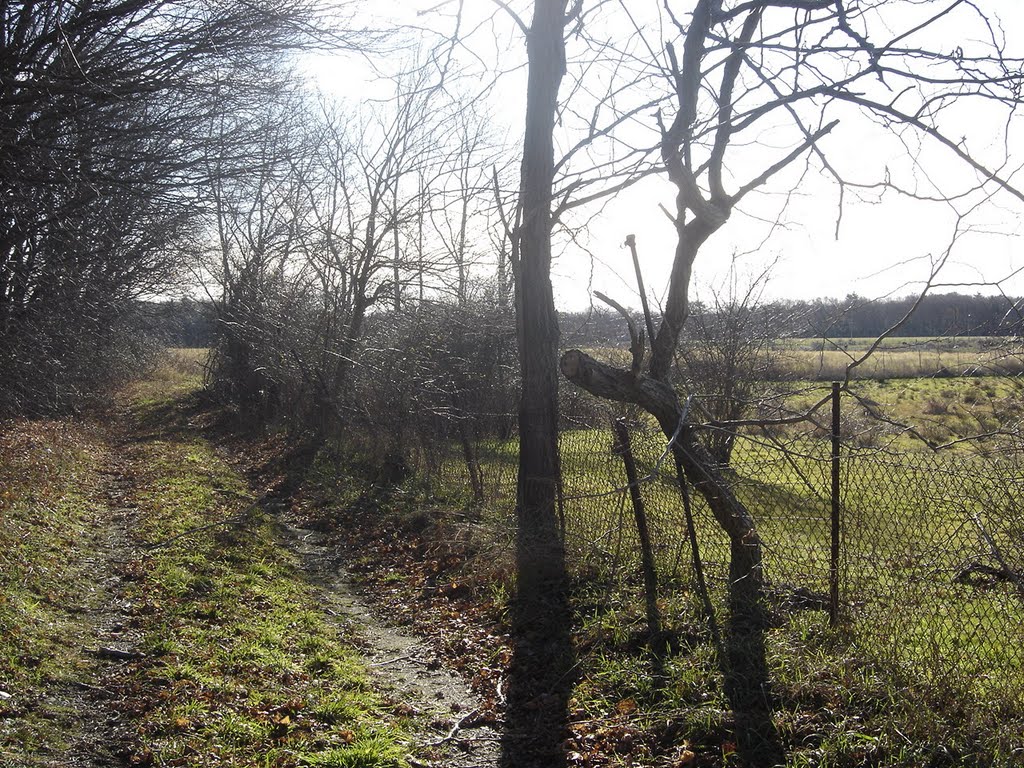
790, 293, 1020, 339
562, 292, 1022, 347
149, 292, 1021, 350
142, 300, 217, 348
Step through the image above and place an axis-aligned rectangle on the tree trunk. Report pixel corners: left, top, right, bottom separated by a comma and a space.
514, 0, 568, 597
502, 8, 575, 768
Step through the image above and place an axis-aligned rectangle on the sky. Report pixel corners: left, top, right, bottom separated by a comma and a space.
308, 0, 1024, 311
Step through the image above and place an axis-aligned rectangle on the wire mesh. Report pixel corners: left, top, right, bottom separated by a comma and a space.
398, 384, 1023, 708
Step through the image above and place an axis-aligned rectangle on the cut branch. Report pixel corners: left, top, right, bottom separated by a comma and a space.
560, 349, 764, 600
594, 290, 644, 375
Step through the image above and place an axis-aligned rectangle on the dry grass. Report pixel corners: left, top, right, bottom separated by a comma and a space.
589, 337, 1024, 381
777, 336, 1023, 380
776, 346, 1022, 380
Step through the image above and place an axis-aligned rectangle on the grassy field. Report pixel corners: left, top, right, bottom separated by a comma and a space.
127, 435, 408, 767
775, 336, 1022, 380
10, 342, 1018, 766
409, 372, 1024, 766
191, 337, 1024, 765
0, 420, 112, 759
586, 336, 1023, 382
773, 375, 1024, 452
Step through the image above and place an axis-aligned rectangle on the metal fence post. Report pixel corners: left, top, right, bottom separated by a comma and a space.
830, 382, 842, 626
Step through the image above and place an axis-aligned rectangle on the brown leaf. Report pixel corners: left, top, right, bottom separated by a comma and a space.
676, 748, 696, 766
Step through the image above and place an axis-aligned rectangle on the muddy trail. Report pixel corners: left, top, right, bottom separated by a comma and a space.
281, 522, 502, 768
0, 398, 502, 768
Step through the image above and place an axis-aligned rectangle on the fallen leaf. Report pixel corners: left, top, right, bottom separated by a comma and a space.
616, 697, 637, 715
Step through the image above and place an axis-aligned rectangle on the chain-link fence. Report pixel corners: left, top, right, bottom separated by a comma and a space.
401, 383, 1023, 707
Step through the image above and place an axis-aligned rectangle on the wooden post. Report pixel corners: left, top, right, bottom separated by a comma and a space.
830, 382, 841, 626
612, 419, 662, 647
625, 234, 657, 347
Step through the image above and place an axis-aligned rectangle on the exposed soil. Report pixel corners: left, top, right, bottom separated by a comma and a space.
281, 522, 502, 768
63, 448, 147, 767
2, 404, 502, 767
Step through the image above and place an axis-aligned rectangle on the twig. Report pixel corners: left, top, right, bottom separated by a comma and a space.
625, 234, 657, 347
89, 646, 145, 661
143, 495, 265, 551
967, 510, 1024, 600
71, 680, 111, 694
424, 709, 483, 747
595, 290, 644, 375
370, 651, 424, 668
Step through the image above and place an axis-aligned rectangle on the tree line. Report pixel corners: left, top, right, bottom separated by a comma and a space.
562, 292, 1022, 347
151, 289, 1023, 351
0, 0, 365, 417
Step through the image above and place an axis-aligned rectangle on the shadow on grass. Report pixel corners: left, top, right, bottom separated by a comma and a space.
722, 587, 786, 768
125, 390, 236, 445
500, 579, 576, 768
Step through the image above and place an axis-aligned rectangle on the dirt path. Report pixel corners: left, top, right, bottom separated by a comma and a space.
2, 398, 504, 767
0, 428, 143, 767
58, 444, 147, 767
2, 374, 507, 768
281, 522, 503, 768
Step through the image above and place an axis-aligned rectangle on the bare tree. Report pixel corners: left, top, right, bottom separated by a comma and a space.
680, 256, 787, 466
0, 0, 334, 415
201, 54, 510, 458
561, 0, 1024, 609
490, 0, 577, 605
203, 90, 314, 422
429, 108, 497, 305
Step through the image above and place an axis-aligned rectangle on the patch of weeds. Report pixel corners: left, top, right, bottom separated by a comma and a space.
761, 611, 1024, 767
126, 348, 208, 410
127, 436, 409, 768
298, 735, 407, 768
563, 578, 1023, 767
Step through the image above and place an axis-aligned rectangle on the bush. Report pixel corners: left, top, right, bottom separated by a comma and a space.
0, 303, 162, 417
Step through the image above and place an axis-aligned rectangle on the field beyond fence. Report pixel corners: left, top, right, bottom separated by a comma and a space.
775, 336, 1024, 380
408, 382, 1024, 724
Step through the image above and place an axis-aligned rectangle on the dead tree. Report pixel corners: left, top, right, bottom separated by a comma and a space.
561, 0, 1024, 613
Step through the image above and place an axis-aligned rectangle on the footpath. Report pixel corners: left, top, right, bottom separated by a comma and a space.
0, 361, 499, 768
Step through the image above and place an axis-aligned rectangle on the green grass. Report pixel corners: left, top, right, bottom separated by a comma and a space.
128, 347, 209, 407
773, 376, 1024, 452
116, 347, 1024, 767
125, 425, 410, 767
401, 378, 1023, 766
0, 421, 109, 762
1, 350, 411, 768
